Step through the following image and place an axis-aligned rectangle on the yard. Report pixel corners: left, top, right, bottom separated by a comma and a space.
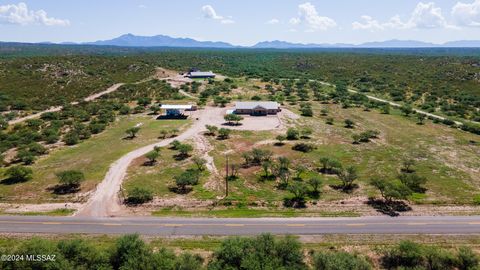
121, 100, 480, 216
0, 115, 190, 203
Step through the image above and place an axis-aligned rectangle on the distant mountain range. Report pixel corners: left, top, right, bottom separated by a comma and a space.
83, 34, 233, 48
252, 39, 480, 48
24, 34, 480, 48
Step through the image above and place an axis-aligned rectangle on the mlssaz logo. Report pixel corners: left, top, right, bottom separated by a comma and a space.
25, 255, 56, 262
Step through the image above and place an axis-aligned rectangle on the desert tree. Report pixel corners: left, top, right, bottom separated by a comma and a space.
338, 166, 358, 191
370, 178, 412, 204
400, 104, 414, 116
381, 104, 391, 114
193, 156, 207, 171
300, 128, 313, 139
3, 166, 33, 183
224, 114, 243, 126
294, 164, 307, 180
218, 128, 231, 139
286, 182, 308, 208
205, 125, 218, 136
275, 135, 286, 146
344, 119, 355, 128
177, 144, 193, 159
150, 105, 160, 114
125, 127, 140, 139
174, 169, 200, 193
125, 187, 153, 204
56, 170, 85, 189
416, 114, 426, 125
286, 128, 299, 140
159, 130, 169, 139
352, 134, 362, 144
319, 157, 342, 174
401, 158, 416, 173
308, 177, 323, 198
261, 160, 272, 179
399, 173, 427, 193
145, 150, 160, 165
170, 128, 180, 137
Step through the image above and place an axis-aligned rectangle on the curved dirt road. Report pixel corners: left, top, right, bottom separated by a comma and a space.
8, 83, 125, 125
76, 107, 225, 217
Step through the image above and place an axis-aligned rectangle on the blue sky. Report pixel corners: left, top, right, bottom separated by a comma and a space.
0, 0, 480, 45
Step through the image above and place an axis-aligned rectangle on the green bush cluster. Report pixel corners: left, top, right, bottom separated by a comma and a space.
2, 234, 477, 270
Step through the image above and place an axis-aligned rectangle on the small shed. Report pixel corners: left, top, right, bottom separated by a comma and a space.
187, 71, 216, 79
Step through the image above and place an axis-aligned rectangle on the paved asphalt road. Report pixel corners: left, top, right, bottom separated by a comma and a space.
0, 216, 479, 235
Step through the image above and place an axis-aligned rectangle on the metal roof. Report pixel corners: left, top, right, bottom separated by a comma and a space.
160, 104, 193, 110
235, 101, 280, 110
189, 71, 216, 77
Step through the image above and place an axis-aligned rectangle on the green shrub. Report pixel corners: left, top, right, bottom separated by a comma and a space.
3, 165, 33, 183
64, 131, 79, 145
286, 128, 299, 140
56, 170, 85, 187
126, 187, 153, 204
208, 234, 306, 270
292, 143, 316, 153
474, 195, 480, 205
313, 251, 372, 270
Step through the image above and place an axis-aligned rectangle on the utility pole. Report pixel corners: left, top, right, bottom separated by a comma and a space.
225, 154, 229, 198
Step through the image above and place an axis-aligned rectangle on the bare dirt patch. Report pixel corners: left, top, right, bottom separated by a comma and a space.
192, 134, 222, 193
207, 107, 299, 131
0, 203, 80, 214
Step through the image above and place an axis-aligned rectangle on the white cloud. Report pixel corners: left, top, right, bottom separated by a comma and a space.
452, 0, 480, 27
267, 18, 279, 25
201, 5, 222, 20
201, 5, 234, 24
352, 15, 384, 31
0, 2, 69, 26
409, 2, 448, 28
352, 2, 451, 31
138, 4, 147, 9
289, 2, 336, 31
289, 17, 300, 25
383, 15, 410, 29
221, 18, 235, 24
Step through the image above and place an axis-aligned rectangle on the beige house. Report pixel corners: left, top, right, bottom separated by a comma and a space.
234, 101, 280, 116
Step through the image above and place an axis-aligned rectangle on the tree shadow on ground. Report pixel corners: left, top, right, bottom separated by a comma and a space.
0, 177, 28, 185
222, 122, 242, 127
173, 154, 190, 161
318, 168, 340, 175
142, 161, 156, 166
258, 175, 276, 182
47, 184, 80, 195
367, 198, 412, 217
283, 198, 306, 208
156, 115, 188, 120
329, 184, 359, 194
168, 186, 193, 194
308, 191, 320, 199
